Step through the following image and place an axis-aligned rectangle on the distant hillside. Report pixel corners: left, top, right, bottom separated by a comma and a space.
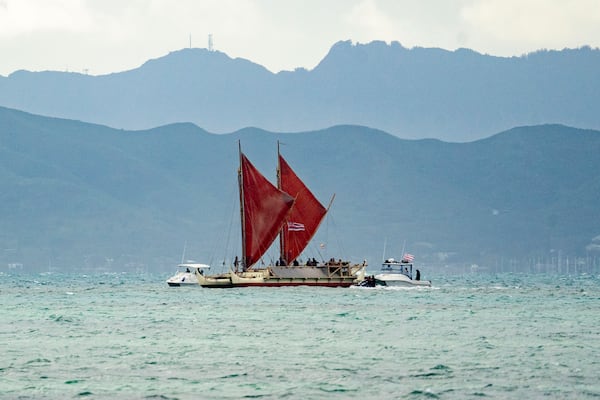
1, 41, 600, 142
1, 106, 599, 273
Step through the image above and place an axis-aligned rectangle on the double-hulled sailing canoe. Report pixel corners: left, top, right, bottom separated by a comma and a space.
196, 143, 366, 288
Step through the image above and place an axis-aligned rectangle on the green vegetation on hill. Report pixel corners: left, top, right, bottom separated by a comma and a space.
1, 107, 599, 272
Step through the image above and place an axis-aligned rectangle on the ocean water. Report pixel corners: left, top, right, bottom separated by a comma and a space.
1, 271, 598, 399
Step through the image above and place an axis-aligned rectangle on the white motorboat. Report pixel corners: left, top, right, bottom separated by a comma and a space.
372, 257, 431, 287
166, 263, 210, 287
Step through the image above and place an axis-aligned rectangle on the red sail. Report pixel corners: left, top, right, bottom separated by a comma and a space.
278, 154, 327, 264
240, 153, 294, 269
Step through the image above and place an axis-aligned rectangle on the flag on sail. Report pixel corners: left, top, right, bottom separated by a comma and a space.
402, 253, 415, 262
287, 222, 305, 231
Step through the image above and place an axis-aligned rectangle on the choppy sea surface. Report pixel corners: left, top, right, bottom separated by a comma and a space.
1, 271, 599, 399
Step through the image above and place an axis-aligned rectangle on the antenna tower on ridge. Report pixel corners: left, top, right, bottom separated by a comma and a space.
208, 34, 214, 51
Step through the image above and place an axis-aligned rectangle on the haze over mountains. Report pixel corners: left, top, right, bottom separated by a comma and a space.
1, 40, 600, 142
1, 106, 599, 273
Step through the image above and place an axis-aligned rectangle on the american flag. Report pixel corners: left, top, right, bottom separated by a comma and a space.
287, 222, 305, 231
402, 253, 415, 262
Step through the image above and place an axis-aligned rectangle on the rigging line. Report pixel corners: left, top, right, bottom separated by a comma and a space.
307, 239, 325, 264
322, 209, 329, 260
326, 206, 347, 261
211, 175, 239, 272
309, 193, 335, 263
180, 241, 187, 264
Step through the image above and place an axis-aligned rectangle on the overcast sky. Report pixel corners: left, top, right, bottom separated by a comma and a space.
1, 0, 599, 76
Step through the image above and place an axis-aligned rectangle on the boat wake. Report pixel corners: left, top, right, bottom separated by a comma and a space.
351, 284, 437, 291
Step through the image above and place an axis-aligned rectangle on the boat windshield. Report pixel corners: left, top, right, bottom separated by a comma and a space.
381, 261, 412, 279
177, 264, 210, 273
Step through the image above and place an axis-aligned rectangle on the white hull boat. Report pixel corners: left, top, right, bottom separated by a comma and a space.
375, 271, 431, 287
166, 263, 210, 287
360, 256, 431, 287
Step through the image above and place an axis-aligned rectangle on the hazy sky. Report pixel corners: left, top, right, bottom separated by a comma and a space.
1, 0, 599, 76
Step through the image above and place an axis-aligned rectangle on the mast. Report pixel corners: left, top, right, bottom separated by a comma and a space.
277, 141, 285, 264
238, 141, 246, 271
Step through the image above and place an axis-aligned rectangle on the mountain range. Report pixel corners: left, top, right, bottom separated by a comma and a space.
1, 106, 599, 273
1, 40, 600, 142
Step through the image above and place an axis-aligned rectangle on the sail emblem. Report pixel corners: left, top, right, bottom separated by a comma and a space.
287, 222, 305, 231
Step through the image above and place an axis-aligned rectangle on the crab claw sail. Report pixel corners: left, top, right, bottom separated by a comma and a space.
278, 153, 327, 264
240, 153, 295, 269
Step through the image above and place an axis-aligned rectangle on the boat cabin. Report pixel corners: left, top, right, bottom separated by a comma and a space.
381, 258, 413, 280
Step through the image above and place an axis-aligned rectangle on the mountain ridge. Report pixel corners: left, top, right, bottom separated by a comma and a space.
1, 41, 599, 141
